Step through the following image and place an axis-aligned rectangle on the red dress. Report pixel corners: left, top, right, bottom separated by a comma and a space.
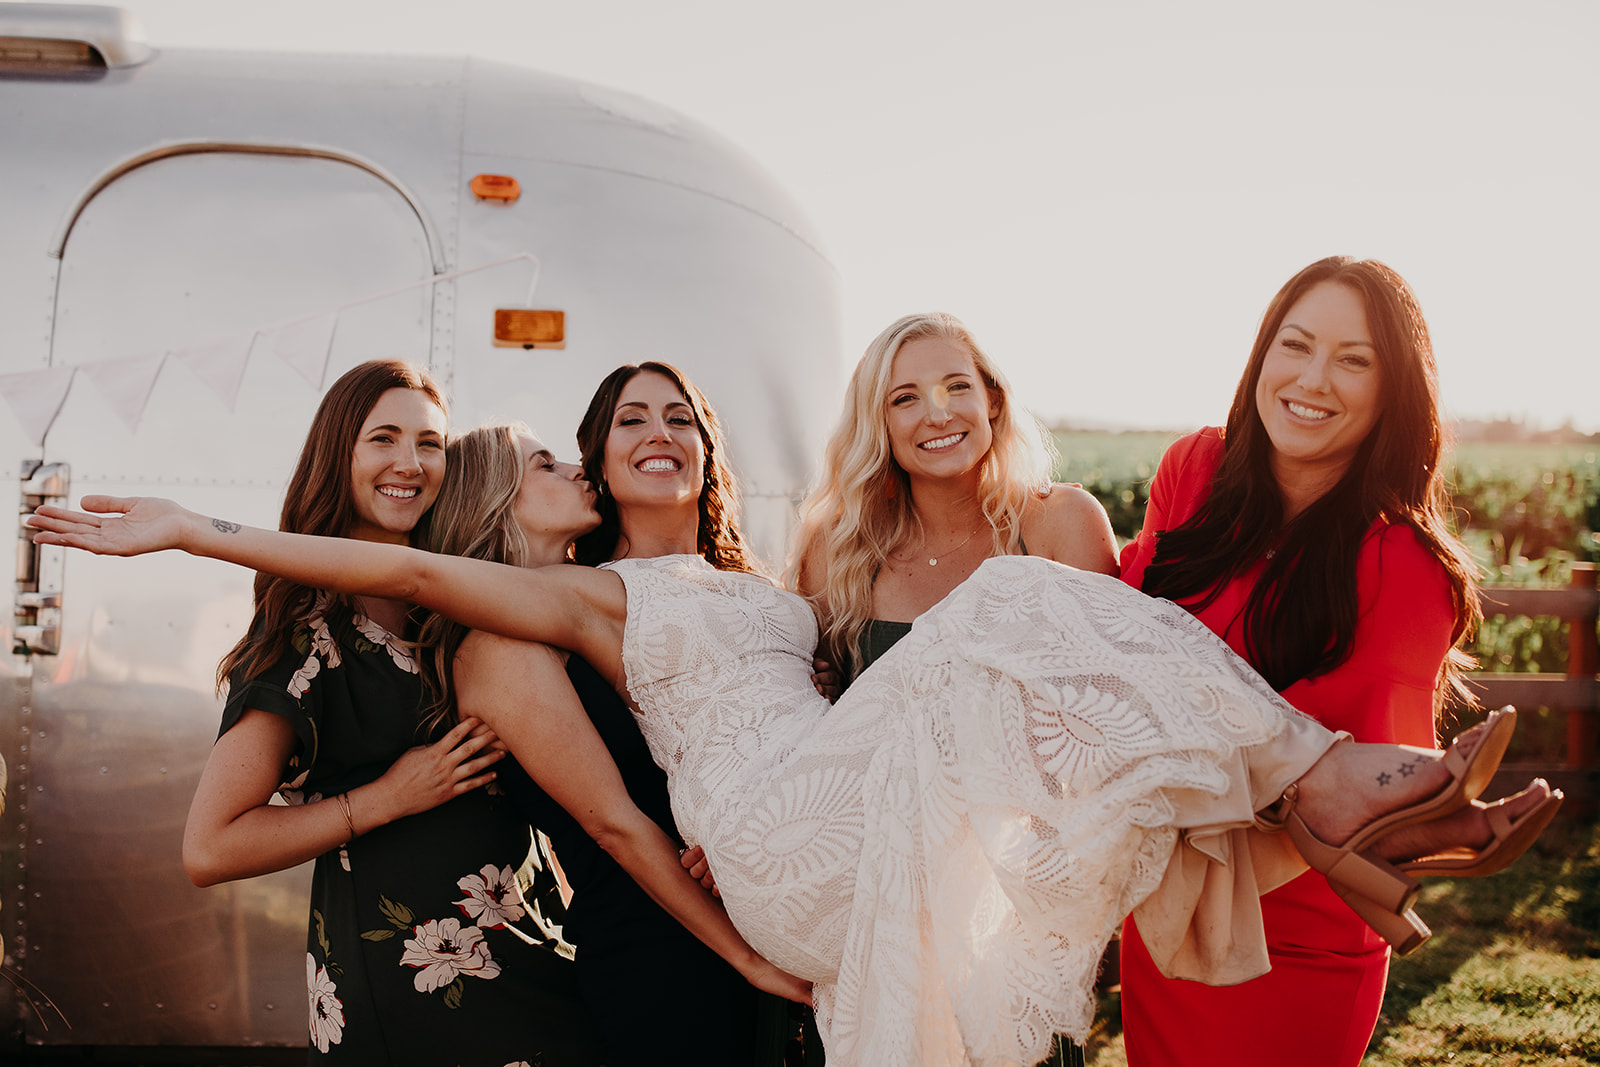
1118, 428, 1455, 1067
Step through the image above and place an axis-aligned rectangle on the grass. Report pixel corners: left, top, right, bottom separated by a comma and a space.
1365, 811, 1600, 1065
1081, 813, 1600, 1066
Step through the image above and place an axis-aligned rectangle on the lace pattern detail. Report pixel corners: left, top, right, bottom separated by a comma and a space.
607, 554, 1314, 1066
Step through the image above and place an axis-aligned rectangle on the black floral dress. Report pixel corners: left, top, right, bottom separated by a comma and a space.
222, 596, 602, 1066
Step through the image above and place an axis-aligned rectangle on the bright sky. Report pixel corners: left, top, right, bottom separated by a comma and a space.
41, 0, 1600, 431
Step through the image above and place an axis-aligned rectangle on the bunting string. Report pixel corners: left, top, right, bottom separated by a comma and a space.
0, 252, 542, 446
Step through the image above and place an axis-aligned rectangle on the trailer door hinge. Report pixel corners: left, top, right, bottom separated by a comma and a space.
15, 459, 69, 656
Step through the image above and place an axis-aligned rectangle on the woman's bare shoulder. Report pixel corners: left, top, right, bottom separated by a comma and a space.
792, 537, 829, 599
456, 631, 566, 678
1023, 484, 1119, 575
453, 632, 571, 722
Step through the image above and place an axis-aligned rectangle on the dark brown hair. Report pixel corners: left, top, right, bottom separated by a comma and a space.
1142, 257, 1480, 711
216, 359, 448, 692
572, 362, 759, 573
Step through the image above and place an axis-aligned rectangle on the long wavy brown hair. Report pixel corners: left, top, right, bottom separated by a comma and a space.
415, 423, 538, 736
1141, 257, 1480, 713
572, 362, 761, 574
215, 359, 448, 694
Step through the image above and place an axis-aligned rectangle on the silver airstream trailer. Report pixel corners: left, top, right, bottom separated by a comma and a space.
0, 4, 841, 1058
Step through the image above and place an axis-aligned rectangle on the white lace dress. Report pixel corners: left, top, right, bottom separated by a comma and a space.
607, 554, 1336, 1067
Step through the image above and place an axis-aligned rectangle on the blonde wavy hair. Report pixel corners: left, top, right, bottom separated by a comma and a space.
416, 422, 539, 736
788, 313, 1056, 675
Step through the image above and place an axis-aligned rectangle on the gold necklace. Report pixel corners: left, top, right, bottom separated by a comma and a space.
901, 526, 983, 567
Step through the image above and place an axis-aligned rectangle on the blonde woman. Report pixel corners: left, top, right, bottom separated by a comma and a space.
791, 311, 1115, 686
789, 312, 1116, 1066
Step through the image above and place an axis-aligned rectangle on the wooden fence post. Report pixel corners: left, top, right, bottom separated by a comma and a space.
1569, 562, 1598, 769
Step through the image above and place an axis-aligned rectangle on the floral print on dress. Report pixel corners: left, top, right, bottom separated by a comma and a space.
307, 952, 345, 1052
520, 833, 577, 960
287, 593, 422, 701
285, 599, 339, 698
288, 650, 322, 699
354, 611, 420, 674
279, 756, 312, 802
306, 602, 343, 665
456, 864, 528, 930
401, 916, 503, 993
226, 594, 595, 1062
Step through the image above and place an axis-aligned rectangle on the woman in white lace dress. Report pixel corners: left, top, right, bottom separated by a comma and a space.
31, 366, 1557, 1067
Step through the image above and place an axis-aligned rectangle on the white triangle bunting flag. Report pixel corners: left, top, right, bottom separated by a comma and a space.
0, 365, 78, 446
173, 335, 253, 411
268, 313, 339, 390
77, 352, 168, 433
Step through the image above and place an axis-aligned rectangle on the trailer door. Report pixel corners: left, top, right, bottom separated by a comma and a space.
7, 148, 435, 1052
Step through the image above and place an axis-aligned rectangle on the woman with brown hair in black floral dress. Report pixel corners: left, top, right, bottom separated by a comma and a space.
186, 359, 602, 1065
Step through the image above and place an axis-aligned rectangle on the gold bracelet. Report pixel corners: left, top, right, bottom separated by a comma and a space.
336, 792, 357, 843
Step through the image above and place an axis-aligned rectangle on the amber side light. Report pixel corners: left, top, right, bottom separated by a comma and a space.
470, 174, 521, 202
494, 309, 565, 349
0, 36, 106, 73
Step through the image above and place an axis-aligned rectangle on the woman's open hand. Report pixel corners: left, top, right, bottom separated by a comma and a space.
365, 717, 506, 825
27, 496, 193, 556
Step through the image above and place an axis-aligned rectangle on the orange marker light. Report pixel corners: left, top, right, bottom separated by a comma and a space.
470, 174, 521, 202
494, 309, 565, 349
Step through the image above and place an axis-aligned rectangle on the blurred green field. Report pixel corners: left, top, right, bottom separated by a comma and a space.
1049, 430, 1176, 541
1050, 433, 1600, 478
1453, 441, 1600, 479
1050, 430, 1600, 561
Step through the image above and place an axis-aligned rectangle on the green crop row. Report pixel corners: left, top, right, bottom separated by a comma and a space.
1051, 433, 1600, 559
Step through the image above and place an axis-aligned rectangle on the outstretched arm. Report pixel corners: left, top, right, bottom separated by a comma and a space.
455, 633, 811, 1003
30, 497, 627, 669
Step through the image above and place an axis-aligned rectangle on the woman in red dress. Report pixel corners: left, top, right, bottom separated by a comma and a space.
1118, 256, 1484, 1066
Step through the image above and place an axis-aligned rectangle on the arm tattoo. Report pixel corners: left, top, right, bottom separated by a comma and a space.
211, 518, 242, 535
